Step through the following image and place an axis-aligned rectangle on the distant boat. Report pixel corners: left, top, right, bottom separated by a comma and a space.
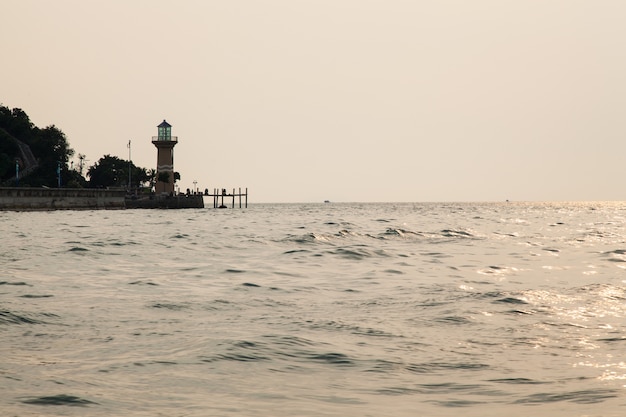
324, 200, 330, 203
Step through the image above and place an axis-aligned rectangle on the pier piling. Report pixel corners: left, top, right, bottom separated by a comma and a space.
206, 187, 247, 208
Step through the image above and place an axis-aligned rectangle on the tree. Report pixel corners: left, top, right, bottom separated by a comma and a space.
28, 125, 75, 187
87, 155, 150, 189
65, 169, 88, 188
0, 129, 19, 180
147, 168, 156, 190
0, 107, 34, 140
130, 164, 150, 189
157, 171, 170, 184
0, 153, 15, 180
87, 155, 121, 187
0, 105, 79, 187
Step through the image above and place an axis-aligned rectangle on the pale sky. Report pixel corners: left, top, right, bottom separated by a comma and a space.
2, 1, 625, 203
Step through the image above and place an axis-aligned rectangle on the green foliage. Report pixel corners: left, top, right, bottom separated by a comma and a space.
87, 154, 150, 189
0, 153, 15, 179
0, 129, 19, 155
65, 169, 88, 188
0, 110, 26, 182
0, 104, 151, 189
0, 106, 34, 140
0, 104, 78, 186
157, 171, 170, 183
27, 125, 75, 187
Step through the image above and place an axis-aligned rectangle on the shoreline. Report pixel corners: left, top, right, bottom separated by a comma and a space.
0, 187, 204, 210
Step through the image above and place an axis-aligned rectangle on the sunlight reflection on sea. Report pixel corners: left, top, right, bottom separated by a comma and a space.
1, 202, 625, 416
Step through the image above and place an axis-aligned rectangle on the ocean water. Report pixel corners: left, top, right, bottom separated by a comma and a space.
1, 202, 625, 417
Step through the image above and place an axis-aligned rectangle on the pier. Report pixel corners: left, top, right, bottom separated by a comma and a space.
125, 193, 204, 209
206, 188, 248, 209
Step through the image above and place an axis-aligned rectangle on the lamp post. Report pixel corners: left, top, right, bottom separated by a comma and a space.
15, 159, 19, 186
193, 180, 197, 194
128, 140, 132, 192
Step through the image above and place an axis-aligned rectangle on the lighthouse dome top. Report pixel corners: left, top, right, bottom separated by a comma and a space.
153, 119, 177, 143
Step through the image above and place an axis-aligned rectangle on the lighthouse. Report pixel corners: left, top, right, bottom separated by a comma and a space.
152, 120, 178, 194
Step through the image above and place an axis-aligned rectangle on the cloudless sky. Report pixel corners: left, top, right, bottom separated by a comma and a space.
2, 1, 626, 202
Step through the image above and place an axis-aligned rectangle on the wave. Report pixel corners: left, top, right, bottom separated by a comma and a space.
0, 281, 31, 286
149, 302, 191, 310
513, 388, 619, 404
21, 394, 97, 406
0, 310, 59, 325
283, 227, 482, 246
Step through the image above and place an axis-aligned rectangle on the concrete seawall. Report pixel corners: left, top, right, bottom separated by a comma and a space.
0, 187, 126, 210
125, 194, 204, 209
0, 188, 206, 211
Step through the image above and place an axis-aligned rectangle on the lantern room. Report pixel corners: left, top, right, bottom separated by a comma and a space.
157, 120, 172, 141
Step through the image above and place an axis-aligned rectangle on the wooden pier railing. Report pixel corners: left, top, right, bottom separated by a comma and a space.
205, 187, 248, 208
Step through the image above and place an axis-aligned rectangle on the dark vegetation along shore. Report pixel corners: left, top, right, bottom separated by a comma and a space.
0, 105, 150, 189
0, 105, 203, 210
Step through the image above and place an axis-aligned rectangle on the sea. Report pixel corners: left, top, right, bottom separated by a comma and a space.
1, 202, 625, 417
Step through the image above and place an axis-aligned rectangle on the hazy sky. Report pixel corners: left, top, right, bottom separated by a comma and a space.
3, 1, 626, 202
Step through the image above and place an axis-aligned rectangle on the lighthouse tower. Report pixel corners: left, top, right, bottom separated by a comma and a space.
152, 120, 178, 194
